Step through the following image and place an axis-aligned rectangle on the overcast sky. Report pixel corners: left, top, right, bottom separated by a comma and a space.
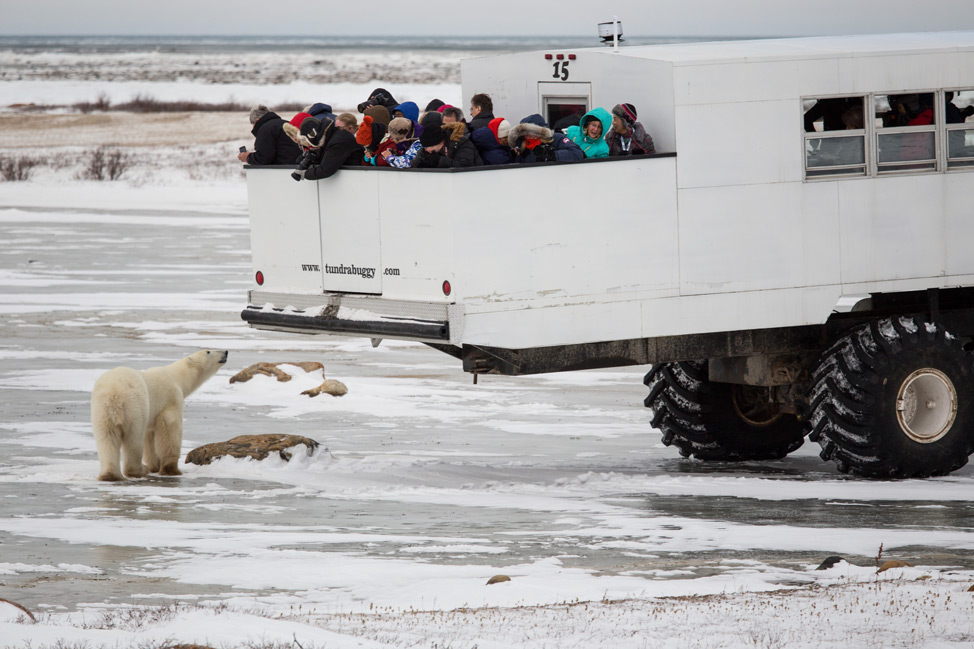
3, 0, 974, 37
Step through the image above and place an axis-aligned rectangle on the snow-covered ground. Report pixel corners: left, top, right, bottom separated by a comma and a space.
1, 45, 974, 649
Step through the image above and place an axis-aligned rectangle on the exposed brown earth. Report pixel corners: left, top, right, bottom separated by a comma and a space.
0, 112, 252, 148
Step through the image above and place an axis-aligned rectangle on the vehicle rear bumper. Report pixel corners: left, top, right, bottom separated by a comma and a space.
242, 291, 451, 342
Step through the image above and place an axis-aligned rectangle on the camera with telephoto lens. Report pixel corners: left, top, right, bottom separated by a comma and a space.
357, 90, 391, 113
291, 148, 323, 181
533, 142, 556, 162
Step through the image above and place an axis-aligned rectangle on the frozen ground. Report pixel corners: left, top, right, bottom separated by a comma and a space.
0, 52, 973, 649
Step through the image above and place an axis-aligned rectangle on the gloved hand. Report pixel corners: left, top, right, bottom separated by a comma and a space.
412, 149, 441, 168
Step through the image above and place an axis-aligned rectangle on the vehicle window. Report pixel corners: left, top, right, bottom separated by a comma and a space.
544, 98, 587, 131
945, 89, 974, 169
803, 96, 866, 177
874, 93, 937, 173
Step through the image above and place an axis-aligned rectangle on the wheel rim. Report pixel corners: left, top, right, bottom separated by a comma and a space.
732, 385, 783, 427
896, 368, 957, 443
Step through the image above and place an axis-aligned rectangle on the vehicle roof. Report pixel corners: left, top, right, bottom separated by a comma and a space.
594, 31, 974, 65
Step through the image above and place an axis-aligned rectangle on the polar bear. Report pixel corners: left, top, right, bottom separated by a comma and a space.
91, 349, 228, 481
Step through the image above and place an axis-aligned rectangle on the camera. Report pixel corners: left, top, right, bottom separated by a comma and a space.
533, 142, 556, 162
238, 145, 247, 153
357, 91, 391, 113
291, 148, 322, 181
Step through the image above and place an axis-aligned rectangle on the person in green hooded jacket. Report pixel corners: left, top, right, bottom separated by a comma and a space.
565, 107, 612, 158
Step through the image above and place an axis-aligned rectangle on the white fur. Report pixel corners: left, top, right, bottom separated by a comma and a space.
91, 349, 228, 481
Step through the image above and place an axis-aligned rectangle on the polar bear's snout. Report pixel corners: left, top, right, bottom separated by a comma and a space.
209, 350, 229, 364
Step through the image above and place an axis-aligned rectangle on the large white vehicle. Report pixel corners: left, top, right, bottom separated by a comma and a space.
243, 32, 974, 479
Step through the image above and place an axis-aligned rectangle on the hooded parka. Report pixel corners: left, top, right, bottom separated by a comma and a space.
565, 107, 612, 159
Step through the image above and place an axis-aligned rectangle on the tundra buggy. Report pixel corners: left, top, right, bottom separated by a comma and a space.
243, 32, 974, 479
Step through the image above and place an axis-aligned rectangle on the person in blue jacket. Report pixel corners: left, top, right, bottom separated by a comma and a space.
470, 117, 515, 165
306, 102, 336, 122
565, 107, 612, 158
391, 101, 423, 139
509, 114, 584, 163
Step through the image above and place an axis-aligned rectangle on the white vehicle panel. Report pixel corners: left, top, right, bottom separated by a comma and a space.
851, 53, 969, 93
246, 170, 322, 295
675, 99, 801, 188
460, 298, 645, 348
373, 170, 455, 302
673, 58, 841, 106
639, 285, 843, 338
837, 175, 947, 285
944, 172, 974, 278
451, 158, 679, 307
319, 170, 382, 294
677, 181, 841, 295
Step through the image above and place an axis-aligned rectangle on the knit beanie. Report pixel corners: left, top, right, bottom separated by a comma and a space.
420, 111, 443, 129
488, 117, 512, 141
612, 103, 638, 126
437, 104, 452, 113
419, 125, 446, 147
388, 117, 412, 143
364, 105, 391, 128
356, 115, 374, 146
289, 112, 312, 128
249, 104, 269, 125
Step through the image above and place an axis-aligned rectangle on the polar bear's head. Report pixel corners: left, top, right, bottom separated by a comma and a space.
182, 349, 229, 390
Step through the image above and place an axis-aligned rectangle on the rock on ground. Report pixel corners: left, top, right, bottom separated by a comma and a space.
185, 434, 320, 465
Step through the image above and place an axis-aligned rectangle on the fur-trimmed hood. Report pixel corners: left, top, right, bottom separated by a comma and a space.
283, 121, 303, 147
443, 121, 467, 142
507, 121, 553, 147
283, 119, 332, 149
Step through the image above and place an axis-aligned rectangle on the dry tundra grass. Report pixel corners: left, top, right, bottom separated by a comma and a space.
0, 112, 253, 149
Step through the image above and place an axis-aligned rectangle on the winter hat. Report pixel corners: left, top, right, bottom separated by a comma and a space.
392, 101, 420, 123
420, 125, 446, 147
424, 99, 445, 112
437, 104, 453, 113
612, 103, 638, 126
249, 104, 269, 125
283, 112, 313, 145
306, 102, 336, 121
488, 117, 512, 142
387, 117, 412, 142
364, 105, 391, 127
289, 112, 312, 128
519, 114, 548, 128
420, 111, 443, 129
299, 117, 331, 148
356, 115, 375, 146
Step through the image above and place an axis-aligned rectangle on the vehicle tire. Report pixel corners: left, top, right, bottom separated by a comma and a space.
807, 316, 974, 478
643, 360, 805, 461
